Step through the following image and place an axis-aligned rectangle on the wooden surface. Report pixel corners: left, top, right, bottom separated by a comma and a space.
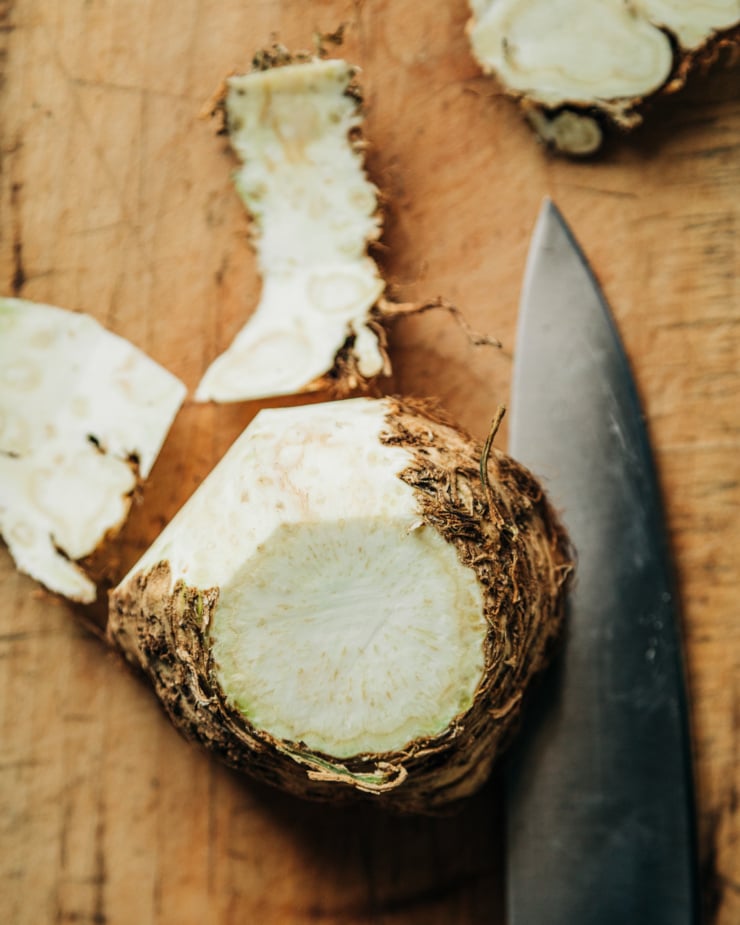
1, 2, 738, 923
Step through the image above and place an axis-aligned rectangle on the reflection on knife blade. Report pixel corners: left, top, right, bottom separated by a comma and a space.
506, 200, 698, 925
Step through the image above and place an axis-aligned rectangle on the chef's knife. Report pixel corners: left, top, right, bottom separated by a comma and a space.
506, 200, 699, 924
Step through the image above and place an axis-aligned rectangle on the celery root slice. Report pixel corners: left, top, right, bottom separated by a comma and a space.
467, 0, 740, 155
0, 298, 186, 602
110, 397, 572, 810
196, 57, 387, 403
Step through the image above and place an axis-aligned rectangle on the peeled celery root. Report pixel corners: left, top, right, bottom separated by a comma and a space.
110, 397, 571, 811
196, 55, 388, 402
0, 298, 186, 603
467, 0, 740, 155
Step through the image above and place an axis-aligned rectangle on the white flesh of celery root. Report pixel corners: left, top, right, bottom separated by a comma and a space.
122, 399, 486, 756
0, 298, 186, 603
468, 0, 740, 155
196, 59, 385, 402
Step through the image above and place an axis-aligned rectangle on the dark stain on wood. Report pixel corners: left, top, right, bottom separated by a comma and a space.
10, 179, 25, 295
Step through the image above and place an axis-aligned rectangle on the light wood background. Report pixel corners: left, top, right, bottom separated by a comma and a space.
1, 2, 738, 923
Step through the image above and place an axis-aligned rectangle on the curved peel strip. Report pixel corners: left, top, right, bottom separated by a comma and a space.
0, 298, 186, 602
196, 58, 386, 402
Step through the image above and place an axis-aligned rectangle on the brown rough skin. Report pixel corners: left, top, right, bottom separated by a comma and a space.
108, 398, 572, 813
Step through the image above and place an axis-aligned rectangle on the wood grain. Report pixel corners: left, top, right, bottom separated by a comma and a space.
1, 2, 738, 922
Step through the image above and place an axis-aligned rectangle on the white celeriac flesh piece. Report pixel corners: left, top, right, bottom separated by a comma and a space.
0, 298, 186, 603
467, 0, 740, 154
639, 0, 740, 49
196, 59, 385, 402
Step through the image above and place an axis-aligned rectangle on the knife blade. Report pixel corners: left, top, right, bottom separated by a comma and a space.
505, 200, 699, 925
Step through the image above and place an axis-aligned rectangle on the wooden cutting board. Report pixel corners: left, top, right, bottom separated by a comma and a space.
1, 2, 738, 923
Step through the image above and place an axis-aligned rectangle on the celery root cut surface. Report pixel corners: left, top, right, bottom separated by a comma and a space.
0, 298, 186, 603
110, 397, 572, 811
196, 57, 387, 403
467, 0, 740, 155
